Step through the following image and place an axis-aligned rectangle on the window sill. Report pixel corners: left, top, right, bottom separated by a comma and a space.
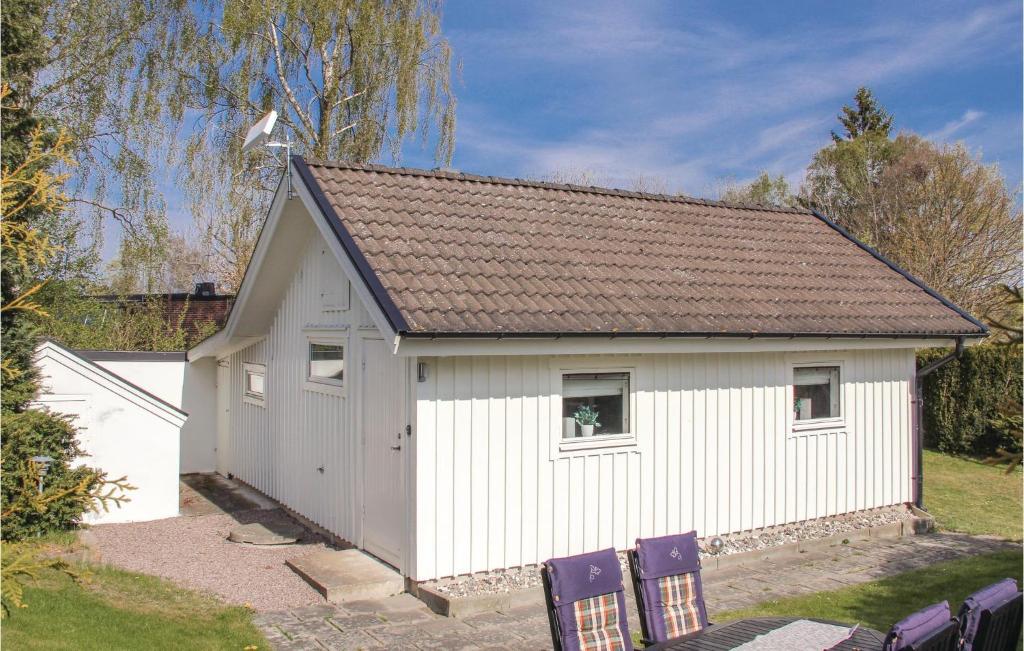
791, 417, 845, 434
243, 394, 265, 408
558, 433, 637, 454
304, 379, 345, 397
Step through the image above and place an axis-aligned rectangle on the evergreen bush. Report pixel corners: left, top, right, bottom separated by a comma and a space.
1, 410, 101, 541
920, 343, 1023, 457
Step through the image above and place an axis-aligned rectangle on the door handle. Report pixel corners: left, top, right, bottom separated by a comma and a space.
390, 444, 402, 451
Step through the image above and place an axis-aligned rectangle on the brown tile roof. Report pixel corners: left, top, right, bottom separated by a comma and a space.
298, 158, 985, 338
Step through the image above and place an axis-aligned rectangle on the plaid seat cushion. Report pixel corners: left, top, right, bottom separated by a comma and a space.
658, 572, 704, 638
573, 592, 628, 651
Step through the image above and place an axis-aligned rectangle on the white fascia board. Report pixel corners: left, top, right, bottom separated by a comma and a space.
35, 341, 188, 427
291, 166, 397, 344
188, 330, 227, 361
394, 335, 963, 358
188, 333, 265, 362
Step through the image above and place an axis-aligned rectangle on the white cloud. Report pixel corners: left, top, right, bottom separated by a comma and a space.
447, 1, 1020, 196
926, 109, 986, 142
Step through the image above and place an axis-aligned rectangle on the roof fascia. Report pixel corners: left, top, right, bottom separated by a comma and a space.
291, 156, 400, 343
77, 350, 187, 362
188, 332, 264, 362
808, 209, 989, 334
35, 341, 188, 426
394, 335, 971, 358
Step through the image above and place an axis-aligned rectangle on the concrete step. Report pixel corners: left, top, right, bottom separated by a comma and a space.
286, 550, 404, 603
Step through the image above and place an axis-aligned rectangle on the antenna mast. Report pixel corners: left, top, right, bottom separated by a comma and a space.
265, 131, 293, 198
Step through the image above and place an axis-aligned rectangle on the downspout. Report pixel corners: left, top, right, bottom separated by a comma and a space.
913, 336, 965, 510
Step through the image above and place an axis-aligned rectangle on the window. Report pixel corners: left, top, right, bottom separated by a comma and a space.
308, 341, 344, 385
561, 372, 630, 439
243, 363, 265, 406
793, 365, 840, 422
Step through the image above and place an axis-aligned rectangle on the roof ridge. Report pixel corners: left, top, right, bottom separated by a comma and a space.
299, 156, 813, 216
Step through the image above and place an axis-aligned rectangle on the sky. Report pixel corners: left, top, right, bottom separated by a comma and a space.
397, 0, 1023, 196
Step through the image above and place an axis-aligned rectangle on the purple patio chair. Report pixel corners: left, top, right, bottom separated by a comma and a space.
957, 578, 1022, 651
542, 547, 633, 651
883, 601, 959, 651
627, 531, 709, 645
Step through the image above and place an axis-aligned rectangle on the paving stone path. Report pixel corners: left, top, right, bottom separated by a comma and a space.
254, 532, 1019, 650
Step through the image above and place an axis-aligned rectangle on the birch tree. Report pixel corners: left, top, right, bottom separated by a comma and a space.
180, 0, 457, 289
22, 0, 456, 292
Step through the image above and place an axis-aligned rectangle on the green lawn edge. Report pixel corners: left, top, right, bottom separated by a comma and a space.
1, 563, 269, 651
717, 549, 1023, 632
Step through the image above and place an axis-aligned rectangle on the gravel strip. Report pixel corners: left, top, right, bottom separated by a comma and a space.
428, 506, 913, 598
87, 508, 331, 612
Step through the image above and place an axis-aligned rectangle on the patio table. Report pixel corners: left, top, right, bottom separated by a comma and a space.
643, 616, 886, 650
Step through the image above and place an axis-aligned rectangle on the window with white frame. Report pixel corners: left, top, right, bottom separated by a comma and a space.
308, 341, 345, 385
793, 365, 840, 422
561, 372, 630, 439
243, 363, 265, 406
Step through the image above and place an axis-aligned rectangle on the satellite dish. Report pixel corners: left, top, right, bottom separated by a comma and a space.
242, 110, 278, 153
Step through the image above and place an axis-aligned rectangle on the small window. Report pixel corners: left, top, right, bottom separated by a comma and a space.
243, 363, 265, 406
309, 342, 344, 385
793, 365, 840, 421
561, 372, 630, 439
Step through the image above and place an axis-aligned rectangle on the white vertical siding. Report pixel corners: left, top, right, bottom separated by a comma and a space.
413, 348, 915, 582
223, 231, 396, 546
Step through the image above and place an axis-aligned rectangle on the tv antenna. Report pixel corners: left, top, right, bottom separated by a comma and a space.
243, 110, 294, 198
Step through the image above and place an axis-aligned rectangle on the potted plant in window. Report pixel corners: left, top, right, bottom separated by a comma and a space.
574, 405, 601, 437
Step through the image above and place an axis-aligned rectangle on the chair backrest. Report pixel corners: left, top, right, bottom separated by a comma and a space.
630, 531, 708, 643
542, 548, 632, 651
883, 601, 959, 651
958, 578, 1022, 651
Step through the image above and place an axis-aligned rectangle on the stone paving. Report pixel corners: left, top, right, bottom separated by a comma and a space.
254, 533, 1020, 650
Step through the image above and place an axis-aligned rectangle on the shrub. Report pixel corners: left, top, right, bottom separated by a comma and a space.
920, 343, 1023, 457
1, 409, 101, 541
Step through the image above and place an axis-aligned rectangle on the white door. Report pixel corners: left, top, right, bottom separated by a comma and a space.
216, 360, 231, 475
361, 338, 406, 568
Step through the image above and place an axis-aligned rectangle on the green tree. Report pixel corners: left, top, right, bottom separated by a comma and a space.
0, 94, 132, 616
39, 293, 219, 352
868, 135, 1020, 317
805, 88, 1019, 319
27, 0, 456, 293
720, 171, 796, 208
832, 86, 894, 142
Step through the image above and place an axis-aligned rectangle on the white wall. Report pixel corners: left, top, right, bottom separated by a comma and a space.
94, 357, 217, 473
412, 348, 915, 581
222, 230, 399, 548
34, 347, 182, 524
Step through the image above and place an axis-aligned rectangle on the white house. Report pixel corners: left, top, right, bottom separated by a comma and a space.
34, 341, 188, 523
189, 157, 986, 582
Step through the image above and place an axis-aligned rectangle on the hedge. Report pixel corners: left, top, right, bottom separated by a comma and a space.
920, 343, 1022, 457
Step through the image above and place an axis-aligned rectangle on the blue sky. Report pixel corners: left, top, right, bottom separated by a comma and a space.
399, 0, 1022, 196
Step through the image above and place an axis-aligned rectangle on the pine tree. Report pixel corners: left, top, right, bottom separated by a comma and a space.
831, 87, 894, 142
1, 0, 52, 411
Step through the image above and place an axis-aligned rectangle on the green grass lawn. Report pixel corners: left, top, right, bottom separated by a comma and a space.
1, 562, 268, 650
923, 450, 1023, 541
718, 550, 1023, 632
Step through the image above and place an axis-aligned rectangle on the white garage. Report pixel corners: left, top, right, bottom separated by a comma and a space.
33, 340, 189, 524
